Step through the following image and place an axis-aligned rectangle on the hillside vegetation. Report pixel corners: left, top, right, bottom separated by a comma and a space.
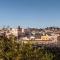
0, 35, 58, 60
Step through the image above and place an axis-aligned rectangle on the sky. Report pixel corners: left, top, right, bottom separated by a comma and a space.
0, 0, 60, 28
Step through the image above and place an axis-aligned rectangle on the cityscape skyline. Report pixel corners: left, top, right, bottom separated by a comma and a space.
0, 0, 60, 28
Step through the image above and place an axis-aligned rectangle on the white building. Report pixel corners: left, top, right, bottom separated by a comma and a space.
22, 28, 25, 33
10, 28, 18, 36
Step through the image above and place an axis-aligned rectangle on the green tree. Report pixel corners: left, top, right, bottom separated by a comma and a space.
0, 36, 55, 60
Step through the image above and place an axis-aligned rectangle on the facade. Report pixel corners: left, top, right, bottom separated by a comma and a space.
41, 34, 49, 40
10, 28, 18, 36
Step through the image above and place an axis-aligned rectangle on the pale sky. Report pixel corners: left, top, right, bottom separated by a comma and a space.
0, 0, 60, 28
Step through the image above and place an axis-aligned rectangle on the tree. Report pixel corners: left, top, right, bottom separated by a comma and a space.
0, 36, 54, 60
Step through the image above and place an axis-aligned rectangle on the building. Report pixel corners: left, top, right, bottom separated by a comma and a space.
41, 34, 49, 40
10, 28, 18, 36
